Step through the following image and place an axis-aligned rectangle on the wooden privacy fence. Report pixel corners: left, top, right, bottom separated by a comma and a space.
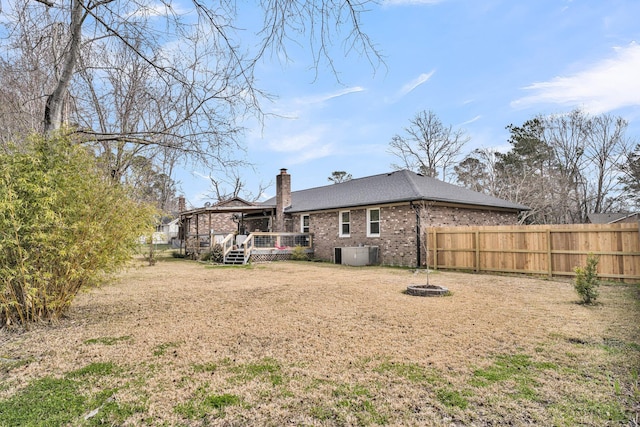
425, 222, 640, 282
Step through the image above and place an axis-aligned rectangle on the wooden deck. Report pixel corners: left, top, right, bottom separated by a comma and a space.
183, 232, 313, 264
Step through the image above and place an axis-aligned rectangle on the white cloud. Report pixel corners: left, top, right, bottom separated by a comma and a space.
458, 115, 482, 126
191, 171, 212, 181
387, 71, 435, 103
285, 143, 336, 165
265, 125, 337, 163
268, 86, 365, 118
512, 42, 640, 114
269, 128, 323, 153
400, 71, 435, 97
248, 87, 369, 167
292, 86, 365, 106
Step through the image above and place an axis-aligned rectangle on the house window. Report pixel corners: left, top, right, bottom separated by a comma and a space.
301, 214, 310, 233
339, 211, 350, 237
367, 208, 380, 237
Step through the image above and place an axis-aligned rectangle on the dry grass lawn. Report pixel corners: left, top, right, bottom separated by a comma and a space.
1, 257, 639, 426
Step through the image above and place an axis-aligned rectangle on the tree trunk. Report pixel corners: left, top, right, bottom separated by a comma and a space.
43, 0, 85, 133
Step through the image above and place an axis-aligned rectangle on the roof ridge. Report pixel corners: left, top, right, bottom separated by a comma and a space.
262, 169, 529, 212
291, 170, 392, 194
401, 170, 425, 199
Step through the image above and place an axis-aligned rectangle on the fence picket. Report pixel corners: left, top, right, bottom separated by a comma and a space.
426, 223, 639, 282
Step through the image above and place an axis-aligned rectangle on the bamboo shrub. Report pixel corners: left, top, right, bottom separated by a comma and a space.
0, 133, 155, 327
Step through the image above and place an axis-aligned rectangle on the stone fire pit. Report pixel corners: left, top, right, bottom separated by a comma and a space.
405, 284, 450, 297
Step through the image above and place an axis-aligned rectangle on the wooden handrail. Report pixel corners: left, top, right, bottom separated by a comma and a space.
243, 234, 255, 260
220, 233, 235, 258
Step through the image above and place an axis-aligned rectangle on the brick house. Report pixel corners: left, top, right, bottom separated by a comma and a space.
247, 168, 527, 267
180, 168, 528, 265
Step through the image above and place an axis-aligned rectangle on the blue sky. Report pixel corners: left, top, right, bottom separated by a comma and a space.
179, 0, 640, 207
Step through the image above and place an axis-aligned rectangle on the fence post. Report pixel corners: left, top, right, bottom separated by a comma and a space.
475, 230, 480, 273
432, 229, 438, 270
546, 229, 552, 278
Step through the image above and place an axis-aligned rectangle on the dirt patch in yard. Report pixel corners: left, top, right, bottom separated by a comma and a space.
1, 259, 638, 426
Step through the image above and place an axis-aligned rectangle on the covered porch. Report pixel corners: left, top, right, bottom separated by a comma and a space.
177, 202, 312, 263
179, 202, 278, 258
178, 174, 306, 263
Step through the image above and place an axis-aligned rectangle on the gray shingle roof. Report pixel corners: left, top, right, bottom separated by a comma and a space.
587, 212, 636, 224
262, 170, 529, 212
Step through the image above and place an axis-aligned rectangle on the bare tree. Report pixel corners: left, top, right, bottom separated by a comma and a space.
491, 118, 560, 224
388, 110, 470, 182
618, 144, 640, 209
74, 38, 248, 186
485, 110, 635, 224
583, 113, 631, 214
328, 171, 352, 184
494, 159, 553, 224
540, 110, 590, 223
1, 0, 382, 164
454, 148, 503, 195
124, 155, 180, 212
539, 110, 633, 222
208, 170, 270, 203
0, 3, 62, 144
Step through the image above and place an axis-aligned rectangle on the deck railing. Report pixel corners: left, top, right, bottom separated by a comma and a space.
220, 233, 235, 259
242, 232, 312, 258
249, 232, 312, 248
185, 231, 313, 261
242, 234, 254, 260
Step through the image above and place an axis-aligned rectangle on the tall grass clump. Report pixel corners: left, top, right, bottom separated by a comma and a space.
0, 133, 155, 327
574, 253, 600, 304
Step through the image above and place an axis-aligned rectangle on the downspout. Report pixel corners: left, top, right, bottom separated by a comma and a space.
411, 202, 421, 268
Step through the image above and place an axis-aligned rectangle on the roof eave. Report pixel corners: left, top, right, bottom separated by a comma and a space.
181, 205, 276, 216
286, 197, 528, 214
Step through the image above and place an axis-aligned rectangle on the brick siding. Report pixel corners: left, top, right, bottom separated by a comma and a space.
183, 212, 237, 253
187, 212, 236, 235
293, 203, 519, 267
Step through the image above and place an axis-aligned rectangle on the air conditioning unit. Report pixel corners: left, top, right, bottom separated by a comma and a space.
334, 246, 379, 266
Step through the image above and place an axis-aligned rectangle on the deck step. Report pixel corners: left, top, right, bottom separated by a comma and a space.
224, 249, 247, 265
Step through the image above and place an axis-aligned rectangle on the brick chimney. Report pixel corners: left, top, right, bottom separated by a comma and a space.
275, 168, 291, 232
178, 196, 186, 213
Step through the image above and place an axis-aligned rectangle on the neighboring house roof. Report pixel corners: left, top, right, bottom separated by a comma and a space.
587, 212, 638, 224
263, 170, 529, 213
158, 215, 176, 225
